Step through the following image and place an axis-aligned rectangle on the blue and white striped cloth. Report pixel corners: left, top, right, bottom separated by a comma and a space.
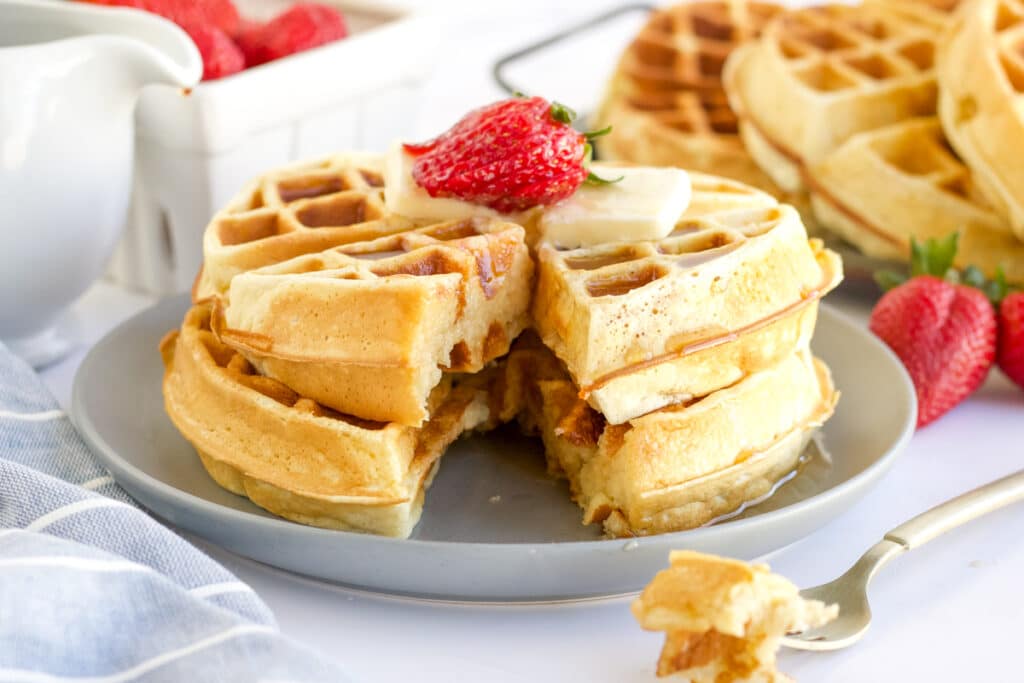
0, 342, 352, 682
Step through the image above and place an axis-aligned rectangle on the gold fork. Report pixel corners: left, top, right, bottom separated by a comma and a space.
784, 469, 1024, 650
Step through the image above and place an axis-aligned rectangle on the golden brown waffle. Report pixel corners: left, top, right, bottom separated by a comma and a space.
595, 1, 783, 193
724, 3, 941, 194
867, 0, 965, 29
194, 152, 413, 300
160, 304, 492, 538
214, 217, 533, 426
633, 551, 836, 681
939, 0, 1024, 240
502, 338, 837, 538
809, 118, 1024, 284
532, 173, 841, 425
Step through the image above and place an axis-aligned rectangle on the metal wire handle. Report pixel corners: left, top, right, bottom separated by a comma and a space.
491, 3, 655, 100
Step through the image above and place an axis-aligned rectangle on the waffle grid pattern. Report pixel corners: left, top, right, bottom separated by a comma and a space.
771, 5, 938, 96
621, 1, 782, 135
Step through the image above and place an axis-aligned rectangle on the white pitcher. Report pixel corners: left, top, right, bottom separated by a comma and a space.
0, 0, 201, 366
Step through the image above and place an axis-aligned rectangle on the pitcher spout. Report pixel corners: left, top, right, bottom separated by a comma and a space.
2, 0, 202, 91
96, 6, 203, 90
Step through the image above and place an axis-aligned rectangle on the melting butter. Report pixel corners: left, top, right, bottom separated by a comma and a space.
539, 164, 691, 248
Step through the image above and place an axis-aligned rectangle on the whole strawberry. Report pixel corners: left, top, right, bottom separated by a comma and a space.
184, 23, 244, 81
998, 292, 1024, 390
236, 3, 347, 67
78, 0, 241, 35
404, 96, 614, 213
871, 235, 997, 427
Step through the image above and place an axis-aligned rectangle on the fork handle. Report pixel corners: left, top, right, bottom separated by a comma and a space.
884, 469, 1024, 550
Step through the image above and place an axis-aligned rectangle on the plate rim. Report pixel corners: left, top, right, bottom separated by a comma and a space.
71, 294, 917, 554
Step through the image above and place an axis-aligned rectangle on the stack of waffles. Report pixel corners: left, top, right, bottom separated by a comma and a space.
497, 174, 841, 537
722, 0, 1024, 283
938, 0, 1024, 242
594, 1, 783, 193
163, 152, 534, 538
162, 155, 842, 539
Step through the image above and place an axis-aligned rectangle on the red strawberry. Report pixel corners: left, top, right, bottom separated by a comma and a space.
871, 235, 998, 427
403, 96, 616, 213
236, 3, 347, 67
183, 23, 244, 81
997, 292, 1024, 390
78, 0, 241, 35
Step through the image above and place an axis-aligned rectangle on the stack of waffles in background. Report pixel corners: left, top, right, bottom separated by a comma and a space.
594, 0, 783, 193
162, 153, 842, 540
499, 174, 841, 537
722, 0, 1024, 284
938, 0, 1024, 244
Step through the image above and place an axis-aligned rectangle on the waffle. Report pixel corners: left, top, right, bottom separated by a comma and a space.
809, 118, 1024, 284
194, 152, 413, 301
160, 304, 492, 538
213, 217, 533, 426
502, 338, 838, 537
595, 1, 783, 193
938, 0, 1024, 240
532, 173, 841, 425
868, 0, 965, 30
633, 551, 837, 681
724, 3, 941, 195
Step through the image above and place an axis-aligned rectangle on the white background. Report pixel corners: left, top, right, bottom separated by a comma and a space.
38, 1, 1024, 681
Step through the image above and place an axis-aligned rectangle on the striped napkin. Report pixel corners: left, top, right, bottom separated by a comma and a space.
0, 342, 352, 682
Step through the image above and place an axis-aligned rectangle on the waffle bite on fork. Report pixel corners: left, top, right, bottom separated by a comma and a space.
595, 0, 783, 192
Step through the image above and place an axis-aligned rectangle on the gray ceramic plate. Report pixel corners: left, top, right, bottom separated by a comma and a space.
72, 295, 915, 602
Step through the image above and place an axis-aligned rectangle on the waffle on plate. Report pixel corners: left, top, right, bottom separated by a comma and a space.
533, 173, 841, 424
501, 337, 837, 538
194, 152, 412, 300
212, 217, 532, 426
161, 304, 493, 537
164, 109, 843, 538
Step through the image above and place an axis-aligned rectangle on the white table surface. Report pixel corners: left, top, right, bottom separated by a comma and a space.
32, 2, 1024, 680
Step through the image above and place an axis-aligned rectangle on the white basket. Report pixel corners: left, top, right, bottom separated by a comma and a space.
108, 2, 441, 294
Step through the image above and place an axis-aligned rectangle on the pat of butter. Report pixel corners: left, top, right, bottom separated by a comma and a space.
383, 141, 502, 222
538, 165, 691, 248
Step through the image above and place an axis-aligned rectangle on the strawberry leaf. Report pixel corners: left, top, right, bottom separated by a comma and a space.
549, 101, 577, 125
910, 233, 959, 278
585, 125, 613, 140
983, 266, 1010, 305
585, 171, 625, 186
875, 269, 908, 291
961, 265, 986, 289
